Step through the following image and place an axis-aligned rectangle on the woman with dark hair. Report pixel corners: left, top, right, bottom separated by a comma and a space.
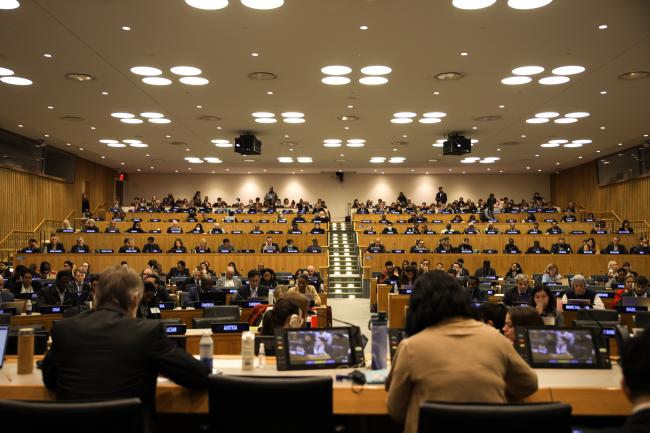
502, 306, 545, 343
167, 238, 187, 253
528, 285, 564, 326
39, 261, 56, 279
127, 221, 145, 233
398, 266, 418, 289
619, 219, 634, 234
504, 262, 523, 280
260, 268, 277, 289
227, 262, 241, 277
190, 223, 204, 234
260, 295, 304, 336
387, 271, 538, 433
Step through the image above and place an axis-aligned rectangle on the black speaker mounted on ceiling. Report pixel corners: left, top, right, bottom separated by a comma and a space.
234, 134, 262, 155
443, 134, 471, 156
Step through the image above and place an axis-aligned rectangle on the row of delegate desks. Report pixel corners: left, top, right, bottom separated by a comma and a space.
0, 356, 630, 416
109, 212, 323, 223
352, 212, 587, 224
355, 222, 597, 232
50, 233, 327, 252
91, 221, 328, 232
15, 253, 328, 274
358, 233, 636, 252
361, 253, 650, 276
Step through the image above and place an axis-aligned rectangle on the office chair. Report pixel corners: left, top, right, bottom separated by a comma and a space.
159, 318, 183, 325
634, 311, 650, 328
0, 313, 10, 325
202, 305, 239, 322
576, 309, 619, 323
0, 398, 146, 433
208, 375, 333, 433
192, 318, 217, 329
418, 402, 572, 433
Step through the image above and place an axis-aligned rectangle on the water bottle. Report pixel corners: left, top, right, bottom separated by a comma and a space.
258, 342, 266, 367
369, 312, 388, 370
268, 288, 275, 305
25, 299, 32, 315
199, 331, 213, 371
241, 331, 255, 371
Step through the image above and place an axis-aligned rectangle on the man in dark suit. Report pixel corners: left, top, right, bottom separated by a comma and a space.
46, 234, 65, 253
551, 238, 573, 254
68, 269, 90, 295
142, 236, 161, 253
19, 238, 41, 253
238, 269, 269, 299
70, 237, 90, 253
526, 240, 549, 254
503, 238, 521, 254
42, 266, 209, 426
503, 274, 531, 306
435, 186, 447, 207
261, 236, 279, 253
602, 236, 629, 254
594, 325, 650, 433
118, 237, 141, 253
305, 239, 322, 253
281, 239, 300, 253
10, 269, 42, 295
38, 270, 79, 306
366, 238, 386, 253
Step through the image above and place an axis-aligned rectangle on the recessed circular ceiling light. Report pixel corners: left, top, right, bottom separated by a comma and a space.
129, 143, 149, 148
346, 142, 365, 148
452, 0, 496, 9
347, 139, 365, 144
283, 118, 305, 124
120, 118, 144, 124
535, 112, 560, 118
551, 65, 585, 75
507, 0, 553, 9
419, 118, 442, 124
110, 112, 134, 119
389, 157, 405, 163
107, 143, 127, 148
540, 143, 560, 148
323, 142, 342, 148
0, 76, 32, 85
548, 139, 569, 144
460, 159, 476, 164
483, 157, 500, 161
526, 118, 549, 124
359, 76, 388, 85
572, 139, 592, 144
297, 157, 312, 163
320, 65, 351, 75
554, 117, 578, 124
179, 76, 209, 85
360, 65, 392, 75
65, 72, 95, 82
512, 66, 544, 75
99, 139, 119, 144
432, 143, 444, 148
184, 0, 228, 10
434, 72, 464, 80
370, 157, 386, 163
391, 118, 412, 124
170, 66, 202, 76
323, 139, 342, 144
618, 71, 649, 80
501, 76, 532, 85
204, 157, 223, 163
321, 76, 350, 85
471, 139, 479, 144
422, 112, 447, 118
281, 112, 304, 118
278, 157, 293, 163
212, 141, 233, 148
122, 139, 141, 144
539, 76, 570, 85
0, 67, 14, 76
130, 66, 162, 76
142, 77, 172, 85
563, 143, 583, 148
0, 0, 20, 10
252, 112, 275, 117
148, 118, 171, 124
255, 118, 277, 123
565, 112, 590, 118
241, 0, 284, 9
140, 112, 164, 118
479, 159, 496, 163
393, 112, 417, 118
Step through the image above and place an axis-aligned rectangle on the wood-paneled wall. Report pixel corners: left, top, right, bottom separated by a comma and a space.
0, 158, 116, 238
551, 161, 650, 222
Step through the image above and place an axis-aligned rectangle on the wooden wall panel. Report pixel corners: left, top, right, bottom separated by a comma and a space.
0, 158, 116, 238
551, 161, 650, 222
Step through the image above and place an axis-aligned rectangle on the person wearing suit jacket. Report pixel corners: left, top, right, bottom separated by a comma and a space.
261, 237, 279, 253
142, 237, 161, 253
68, 269, 90, 296
46, 234, 65, 253
19, 238, 42, 253
38, 270, 79, 306
595, 326, 650, 433
601, 236, 629, 255
42, 267, 209, 427
238, 269, 269, 299
10, 269, 42, 295
70, 237, 90, 253
215, 266, 242, 290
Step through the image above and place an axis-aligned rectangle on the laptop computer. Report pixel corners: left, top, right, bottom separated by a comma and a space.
621, 297, 650, 308
0, 325, 8, 368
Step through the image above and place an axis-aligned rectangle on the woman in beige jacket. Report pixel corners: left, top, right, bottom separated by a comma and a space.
386, 271, 538, 433
287, 274, 321, 306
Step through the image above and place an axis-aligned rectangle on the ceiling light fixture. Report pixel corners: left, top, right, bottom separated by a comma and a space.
435, 72, 464, 80
65, 72, 94, 82
130, 66, 162, 76
320, 65, 351, 75
360, 65, 392, 75
539, 76, 570, 85
142, 77, 172, 85
148, 118, 171, 124
185, 0, 228, 9
0, 67, 14, 76
393, 112, 417, 118
452, 0, 496, 9
526, 118, 549, 124
501, 76, 532, 85
255, 118, 277, 123
565, 112, 590, 118
551, 65, 586, 75
0, 76, 32, 85
283, 118, 305, 124
554, 117, 578, 124
512, 66, 544, 75
321, 76, 350, 85
359, 76, 388, 85
391, 118, 412, 124
281, 112, 304, 118
252, 112, 275, 117
111, 112, 134, 118
140, 112, 164, 118
535, 112, 560, 118
170, 66, 202, 76
419, 118, 442, 124
507, 0, 553, 9
120, 118, 144, 124
241, 0, 284, 9
618, 71, 649, 80
179, 76, 209, 85
0, 0, 20, 9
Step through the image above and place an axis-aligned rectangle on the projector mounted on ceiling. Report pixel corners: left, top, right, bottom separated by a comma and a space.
234, 134, 262, 155
443, 134, 471, 156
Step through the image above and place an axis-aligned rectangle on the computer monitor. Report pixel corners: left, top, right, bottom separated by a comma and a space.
2, 301, 25, 314
0, 326, 8, 368
621, 297, 650, 308
199, 291, 227, 305
514, 327, 611, 369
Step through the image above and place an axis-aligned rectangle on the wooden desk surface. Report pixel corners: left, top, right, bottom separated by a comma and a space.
0, 357, 629, 416
352, 212, 582, 224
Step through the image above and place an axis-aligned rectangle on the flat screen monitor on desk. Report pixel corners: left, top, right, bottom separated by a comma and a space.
1, 302, 24, 315
621, 297, 650, 309
514, 327, 611, 369
275, 327, 364, 371
0, 326, 8, 368
199, 291, 227, 305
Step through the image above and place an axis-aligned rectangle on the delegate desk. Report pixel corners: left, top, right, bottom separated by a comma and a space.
358, 234, 636, 253
15, 253, 328, 274
53, 233, 327, 252
111, 212, 320, 223
93, 221, 328, 232
362, 253, 650, 277
356, 222, 595, 233
0, 356, 629, 416
352, 212, 569, 224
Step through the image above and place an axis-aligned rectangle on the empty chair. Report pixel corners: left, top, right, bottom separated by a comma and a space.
202, 305, 239, 322
0, 313, 10, 325
192, 318, 217, 329
0, 398, 145, 433
208, 375, 332, 433
634, 311, 650, 328
418, 402, 572, 433
576, 309, 619, 322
